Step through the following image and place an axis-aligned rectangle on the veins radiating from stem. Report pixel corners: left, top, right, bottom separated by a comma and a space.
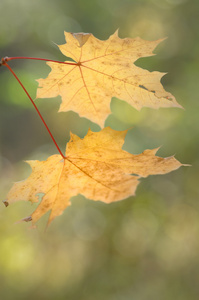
1, 58, 66, 159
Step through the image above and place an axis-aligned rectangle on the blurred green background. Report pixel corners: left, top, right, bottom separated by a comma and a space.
0, 0, 199, 299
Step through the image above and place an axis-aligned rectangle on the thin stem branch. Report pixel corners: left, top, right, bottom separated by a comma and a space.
3, 61, 66, 159
5, 56, 77, 65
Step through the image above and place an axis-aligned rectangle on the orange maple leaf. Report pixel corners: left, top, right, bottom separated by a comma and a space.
36, 31, 182, 127
5, 128, 182, 226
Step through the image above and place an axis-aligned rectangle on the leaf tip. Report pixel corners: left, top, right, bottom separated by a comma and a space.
114, 28, 119, 36
182, 163, 191, 167
22, 216, 33, 223
157, 36, 168, 43
153, 146, 162, 154
3, 200, 9, 207
14, 216, 33, 226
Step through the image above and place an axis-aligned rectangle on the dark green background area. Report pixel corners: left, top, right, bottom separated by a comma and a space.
0, 0, 199, 299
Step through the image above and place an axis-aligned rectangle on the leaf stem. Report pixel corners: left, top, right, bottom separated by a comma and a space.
5, 56, 77, 65
2, 60, 66, 159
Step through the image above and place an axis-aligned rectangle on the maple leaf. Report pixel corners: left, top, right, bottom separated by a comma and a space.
5, 127, 182, 226
36, 30, 182, 127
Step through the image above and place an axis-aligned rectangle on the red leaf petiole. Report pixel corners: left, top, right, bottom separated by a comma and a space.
0, 56, 68, 159
1, 56, 77, 65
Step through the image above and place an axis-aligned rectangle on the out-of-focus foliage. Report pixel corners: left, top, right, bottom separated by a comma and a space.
0, 0, 199, 299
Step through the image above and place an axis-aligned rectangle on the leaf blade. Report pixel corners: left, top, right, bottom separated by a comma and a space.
5, 128, 183, 225
36, 31, 182, 126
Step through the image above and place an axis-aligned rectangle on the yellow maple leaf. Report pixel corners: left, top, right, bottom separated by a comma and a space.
5, 128, 183, 226
36, 31, 182, 127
